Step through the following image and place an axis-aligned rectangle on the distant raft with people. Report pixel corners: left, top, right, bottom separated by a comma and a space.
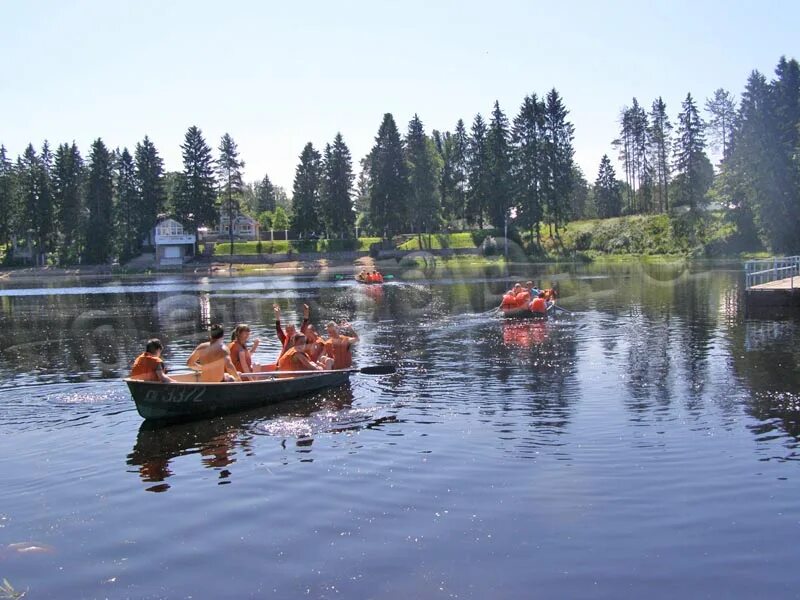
499, 282, 559, 318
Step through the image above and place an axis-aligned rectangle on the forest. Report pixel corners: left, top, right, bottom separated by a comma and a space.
0, 55, 797, 265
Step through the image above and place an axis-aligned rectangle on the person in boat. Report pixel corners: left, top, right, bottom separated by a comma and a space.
274, 303, 310, 358
529, 296, 549, 318
501, 283, 525, 310
130, 338, 174, 383
277, 334, 326, 374
187, 324, 241, 382
373, 270, 384, 283
525, 280, 541, 297
303, 324, 334, 368
324, 320, 359, 369
229, 324, 262, 375
357, 268, 368, 282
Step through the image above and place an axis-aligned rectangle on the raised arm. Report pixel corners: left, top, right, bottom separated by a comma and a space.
274, 304, 286, 344
300, 303, 310, 334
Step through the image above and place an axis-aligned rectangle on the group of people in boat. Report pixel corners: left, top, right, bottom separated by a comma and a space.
129, 304, 358, 383
500, 281, 558, 315
356, 269, 384, 284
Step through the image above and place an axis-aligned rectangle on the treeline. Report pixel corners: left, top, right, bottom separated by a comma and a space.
594, 55, 800, 254
290, 89, 578, 244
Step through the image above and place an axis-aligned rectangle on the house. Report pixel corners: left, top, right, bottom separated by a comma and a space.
209, 211, 259, 241
145, 218, 196, 266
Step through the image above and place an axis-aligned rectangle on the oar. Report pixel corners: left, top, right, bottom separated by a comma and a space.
549, 304, 573, 315
239, 364, 396, 378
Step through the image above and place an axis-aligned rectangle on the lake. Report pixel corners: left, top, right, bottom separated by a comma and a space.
1, 260, 799, 599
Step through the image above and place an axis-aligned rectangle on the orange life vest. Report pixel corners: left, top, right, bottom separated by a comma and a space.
228, 340, 251, 372
501, 293, 517, 309
514, 291, 531, 307
530, 297, 547, 314
305, 340, 325, 362
375, 273, 384, 283
324, 336, 354, 370
130, 352, 164, 381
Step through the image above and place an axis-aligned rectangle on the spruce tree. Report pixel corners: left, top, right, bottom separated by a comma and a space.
217, 133, 245, 255
83, 139, 114, 264
672, 93, 711, 211
17, 144, 54, 264
511, 94, 546, 244
115, 148, 139, 262
595, 154, 622, 218
486, 101, 513, 228
0, 146, 16, 253
175, 126, 218, 235
466, 113, 490, 228
452, 119, 469, 224
405, 115, 441, 239
256, 173, 276, 213
368, 113, 409, 238
291, 142, 322, 236
134, 136, 165, 242
543, 88, 575, 237
320, 133, 355, 238
52, 142, 84, 264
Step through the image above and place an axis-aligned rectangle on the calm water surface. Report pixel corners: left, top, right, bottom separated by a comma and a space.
1, 262, 799, 599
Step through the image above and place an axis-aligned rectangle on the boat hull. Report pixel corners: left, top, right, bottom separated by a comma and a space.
125, 371, 351, 421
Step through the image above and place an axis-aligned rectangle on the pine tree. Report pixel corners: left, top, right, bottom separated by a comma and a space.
595, 154, 622, 218
84, 139, 114, 264
511, 94, 546, 245
405, 115, 441, 240
115, 148, 139, 262
52, 142, 84, 264
319, 133, 356, 238
705, 89, 738, 161
16, 144, 54, 264
0, 146, 17, 253
368, 113, 409, 238
648, 97, 672, 212
672, 93, 710, 211
175, 126, 218, 235
256, 173, 276, 213
291, 142, 322, 236
432, 130, 454, 226
452, 119, 469, 225
486, 101, 512, 228
134, 136, 165, 242
466, 113, 490, 228
543, 88, 575, 237
217, 133, 245, 255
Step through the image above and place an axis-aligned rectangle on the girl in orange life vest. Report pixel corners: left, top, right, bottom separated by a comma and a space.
130, 339, 174, 383
324, 320, 359, 370
277, 334, 326, 376
303, 324, 334, 369
229, 324, 261, 375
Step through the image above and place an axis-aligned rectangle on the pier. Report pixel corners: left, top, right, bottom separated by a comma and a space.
744, 257, 800, 313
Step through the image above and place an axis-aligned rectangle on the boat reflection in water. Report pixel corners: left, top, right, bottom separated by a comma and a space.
127, 384, 397, 492
502, 320, 550, 348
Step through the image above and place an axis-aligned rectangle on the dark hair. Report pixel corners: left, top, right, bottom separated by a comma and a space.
145, 338, 163, 354
209, 323, 225, 340
231, 323, 250, 342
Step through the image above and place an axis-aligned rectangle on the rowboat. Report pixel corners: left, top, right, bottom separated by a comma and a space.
500, 301, 558, 319
125, 370, 351, 421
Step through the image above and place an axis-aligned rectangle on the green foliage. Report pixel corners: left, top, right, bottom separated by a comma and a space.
672, 93, 710, 211
83, 138, 114, 264
211, 237, 380, 255
217, 132, 245, 254
466, 114, 490, 227
291, 142, 322, 236
487, 101, 512, 228
134, 135, 165, 243
320, 133, 355, 237
595, 154, 622, 218
115, 147, 139, 263
397, 232, 477, 250
52, 142, 84, 264
405, 114, 442, 235
175, 126, 217, 233
369, 113, 409, 237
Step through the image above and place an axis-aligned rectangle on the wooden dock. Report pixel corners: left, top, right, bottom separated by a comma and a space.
745, 258, 800, 314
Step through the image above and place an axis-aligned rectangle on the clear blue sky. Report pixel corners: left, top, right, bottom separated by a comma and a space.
1, 0, 798, 191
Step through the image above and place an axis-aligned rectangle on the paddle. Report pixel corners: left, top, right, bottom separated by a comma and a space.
239, 364, 396, 378
549, 304, 573, 315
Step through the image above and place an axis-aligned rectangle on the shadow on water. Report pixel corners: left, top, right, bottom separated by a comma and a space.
126, 384, 399, 492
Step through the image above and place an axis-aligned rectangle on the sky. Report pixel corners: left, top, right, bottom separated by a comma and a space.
1, 0, 798, 191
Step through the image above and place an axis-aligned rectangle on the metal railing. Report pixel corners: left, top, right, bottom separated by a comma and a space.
745, 256, 800, 290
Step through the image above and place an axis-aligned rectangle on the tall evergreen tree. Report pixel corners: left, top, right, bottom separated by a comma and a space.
672, 93, 710, 211
511, 94, 546, 244
320, 133, 356, 238
115, 148, 139, 263
705, 89, 738, 161
217, 133, 245, 255
405, 115, 441, 238
52, 142, 84, 264
256, 173, 276, 213
16, 144, 54, 264
83, 139, 114, 264
486, 101, 512, 228
542, 88, 575, 236
368, 113, 409, 238
595, 154, 622, 218
451, 119, 469, 224
466, 113, 490, 228
175, 126, 218, 235
134, 136, 165, 242
291, 142, 322, 236
0, 146, 17, 253
648, 97, 672, 212
432, 130, 455, 226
